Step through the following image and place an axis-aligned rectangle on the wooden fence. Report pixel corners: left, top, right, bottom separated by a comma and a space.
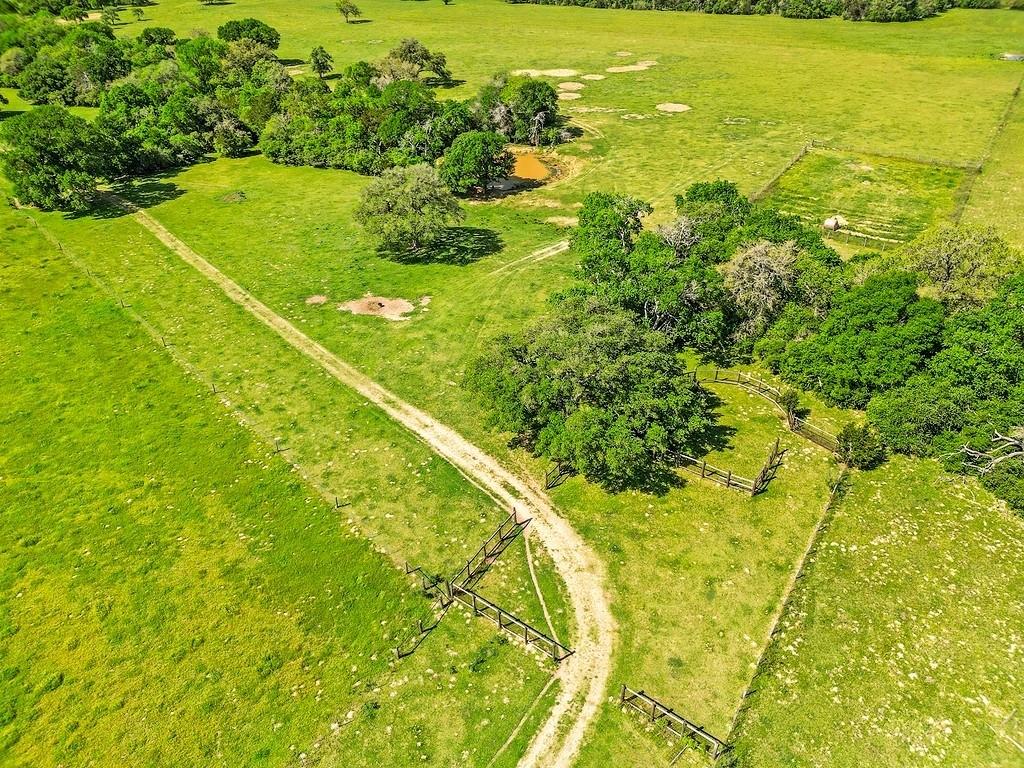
451, 584, 574, 663
451, 510, 530, 589
677, 453, 757, 494
676, 437, 784, 496
395, 510, 530, 659
695, 368, 840, 454
619, 685, 726, 758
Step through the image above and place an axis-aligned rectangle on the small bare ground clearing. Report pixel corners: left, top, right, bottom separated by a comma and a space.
558, 92, 582, 101
338, 295, 418, 321
559, 82, 585, 91
305, 294, 328, 305
512, 68, 579, 77
581, 74, 606, 81
606, 60, 659, 73
615, 50, 633, 57
656, 102, 691, 113
545, 216, 579, 227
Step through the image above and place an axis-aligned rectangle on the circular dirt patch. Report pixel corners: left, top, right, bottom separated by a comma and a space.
559, 81, 585, 91
606, 61, 658, 73
305, 294, 328, 305
513, 68, 579, 77
621, 113, 651, 120
339, 296, 417, 321
656, 102, 691, 113
558, 92, 582, 100
581, 74, 606, 81
615, 51, 633, 57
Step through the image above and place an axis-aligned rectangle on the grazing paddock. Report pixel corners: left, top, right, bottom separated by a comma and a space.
0, 200, 556, 768
762, 146, 968, 244
727, 457, 1024, 768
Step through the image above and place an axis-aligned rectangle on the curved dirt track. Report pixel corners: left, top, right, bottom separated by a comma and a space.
115, 197, 615, 768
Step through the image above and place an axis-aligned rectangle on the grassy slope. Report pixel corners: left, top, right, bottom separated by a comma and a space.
728, 457, 1024, 767
0, 201, 555, 767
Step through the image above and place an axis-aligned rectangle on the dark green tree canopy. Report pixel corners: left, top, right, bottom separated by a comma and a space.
216, 18, 281, 50
466, 293, 716, 491
0, 105, 107, 210
778, 272, 945, 408
439, 130, 514, 195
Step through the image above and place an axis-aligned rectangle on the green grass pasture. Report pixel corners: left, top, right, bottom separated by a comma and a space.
728, 457, 1024, 767
763, 147, 967, 243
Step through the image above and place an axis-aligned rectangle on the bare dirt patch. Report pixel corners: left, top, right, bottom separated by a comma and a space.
656, 102, 691, 113
581, 74, 606, 81
512, 68, 579, 77
305, 294, 328, 306
338, 295, 416, 321
606, 60, 659, 73
545, 216, 579, 227
615, 50, 633, 57
558, 82, 585, 91
558, 92, 582, 101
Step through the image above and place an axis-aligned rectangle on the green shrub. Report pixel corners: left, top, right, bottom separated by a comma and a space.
837, 423, 886, 469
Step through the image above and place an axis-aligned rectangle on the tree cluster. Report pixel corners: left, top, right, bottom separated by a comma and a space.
0, 18, 566, 210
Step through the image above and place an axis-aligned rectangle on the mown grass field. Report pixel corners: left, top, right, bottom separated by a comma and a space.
763, 147, 968, 243
728, 458, 1024, 767
0, 200, 559, 768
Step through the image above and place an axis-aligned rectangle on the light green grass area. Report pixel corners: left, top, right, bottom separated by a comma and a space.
728, 457, 1024, 767
965, 86, 1024, 247
6, 1, 1024, 764
113, 1, 1024, 213
763, 147, 967, 243
0, 199, 557, 767
561, 387, 837, 767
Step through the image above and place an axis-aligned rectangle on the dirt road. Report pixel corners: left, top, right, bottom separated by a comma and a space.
114, 197, 615, 768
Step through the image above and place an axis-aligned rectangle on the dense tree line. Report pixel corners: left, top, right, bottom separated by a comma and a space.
506, 0, 998, 21
0, 13, 567, 210
470, 182, 1024, 507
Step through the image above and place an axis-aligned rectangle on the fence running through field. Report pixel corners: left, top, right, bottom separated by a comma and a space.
691, 368, 840, 455
619, 685, 726, 759
395, 510, 576, 664
451, 583, 574, 662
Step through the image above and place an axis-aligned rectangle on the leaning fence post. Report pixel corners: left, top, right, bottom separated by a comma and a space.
726, 470, 732, 487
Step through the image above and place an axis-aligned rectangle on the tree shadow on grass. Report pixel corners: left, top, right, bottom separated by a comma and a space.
381, 226, 503, 265
80, 178, 185, 220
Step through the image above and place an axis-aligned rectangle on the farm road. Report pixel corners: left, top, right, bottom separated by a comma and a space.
111, 195, 615, 768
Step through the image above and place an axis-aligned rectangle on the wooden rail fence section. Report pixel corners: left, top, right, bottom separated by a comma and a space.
451, 584, 574, 663
451, 510, 531, 589
691, 368, 840, 454
619, 685, 726, 759
675, 437, 785, 496
394, 511, 529, 659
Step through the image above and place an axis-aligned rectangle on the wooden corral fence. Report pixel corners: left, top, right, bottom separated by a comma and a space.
675, 437, 785, 496
451, 510, 531, 589
676, 453, 757, 494
545, 460, 573, 490
694, 368, 840, 455
451, 584, 574, 663
619, 685, 726, 759
395, 510, 530, 659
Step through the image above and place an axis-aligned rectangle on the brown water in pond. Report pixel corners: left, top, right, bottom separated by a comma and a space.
514, 153, 550, 181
